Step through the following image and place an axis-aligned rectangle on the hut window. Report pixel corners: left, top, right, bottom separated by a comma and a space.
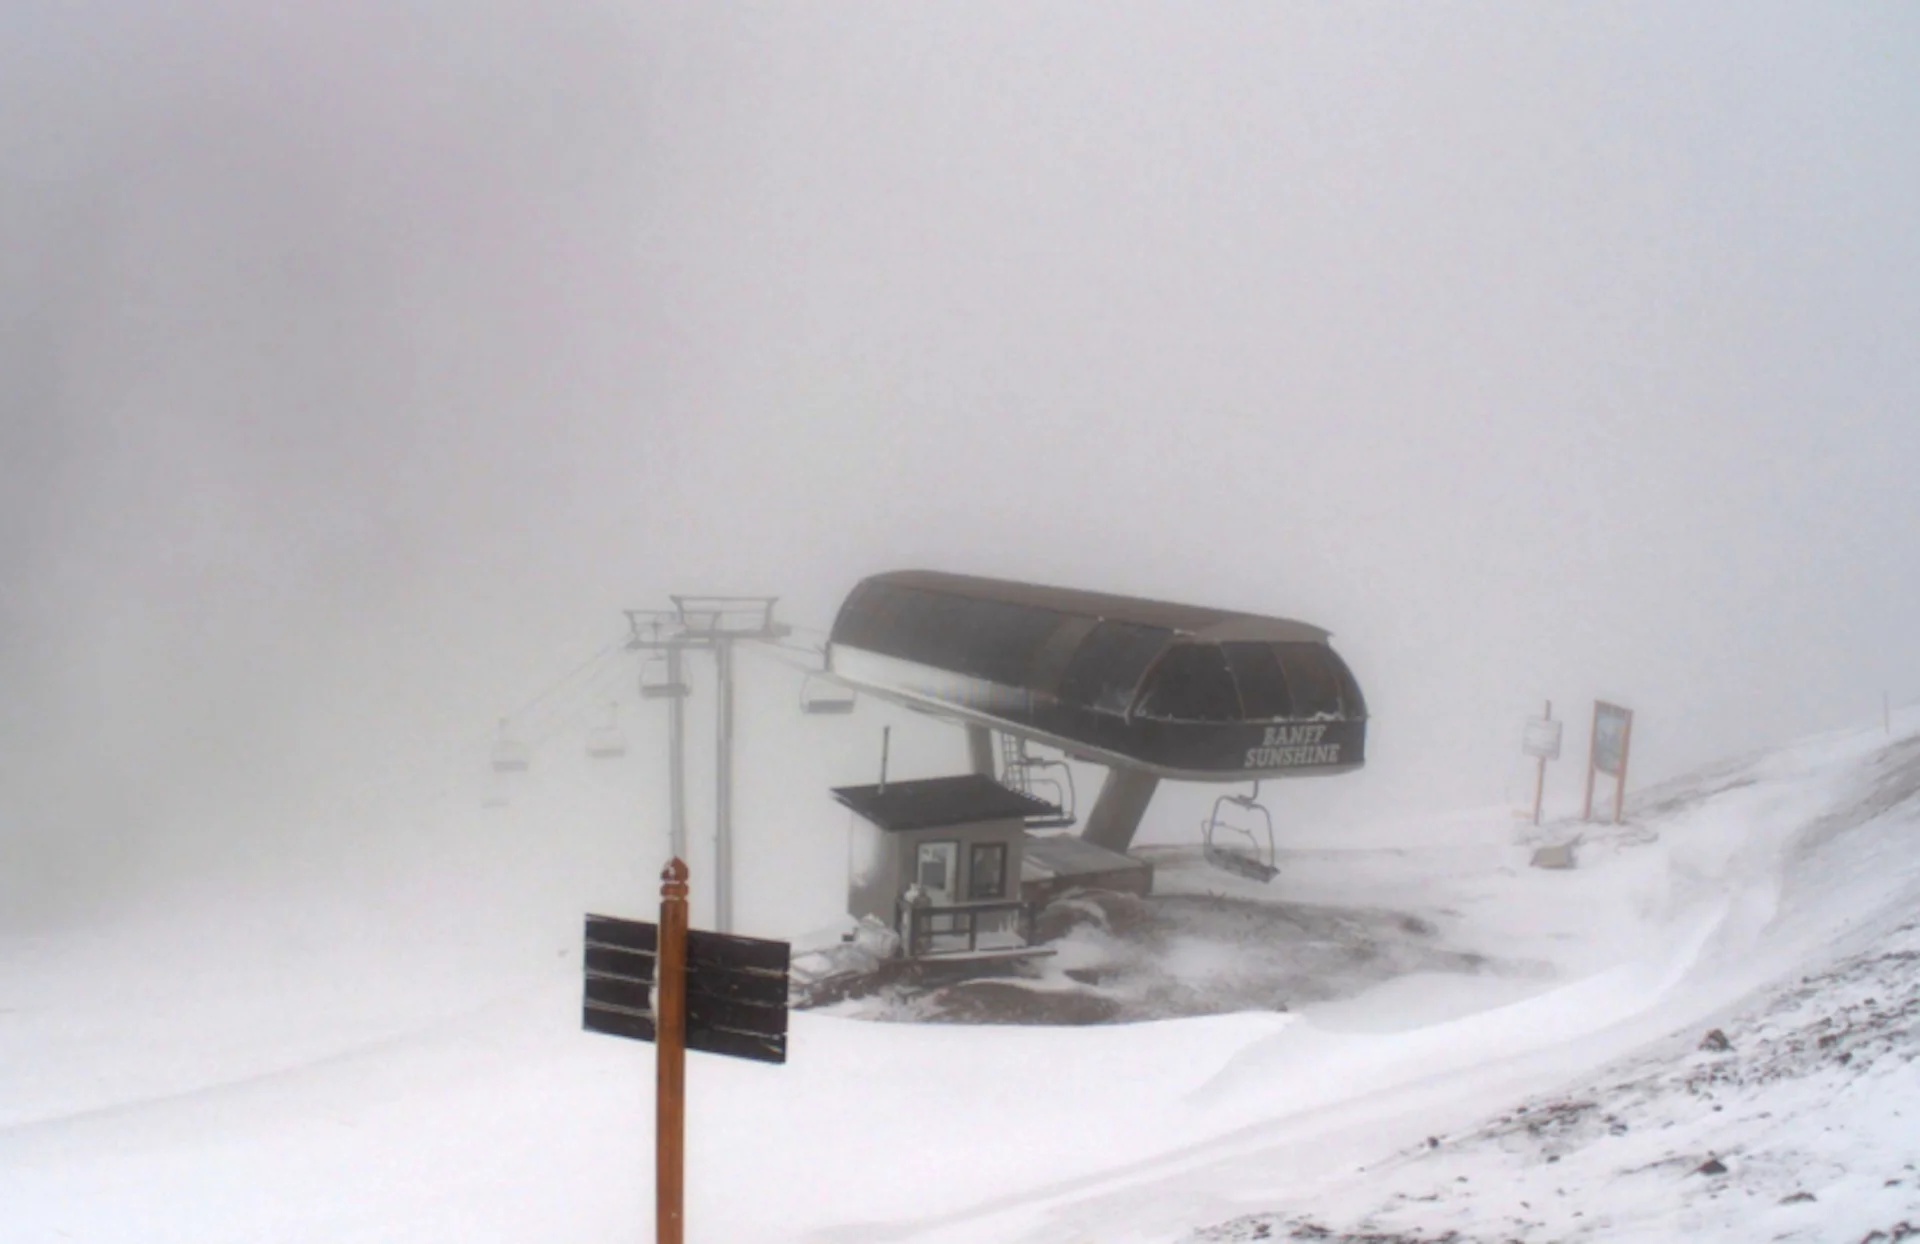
915, 841, 958, 895
968, 842, 1008, 899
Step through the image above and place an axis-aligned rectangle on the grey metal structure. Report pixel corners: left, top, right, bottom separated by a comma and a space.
668, 646, 687, 857
821, 570, 1369, 856
1202, 782, 1280, 883
626, 597, 788, 934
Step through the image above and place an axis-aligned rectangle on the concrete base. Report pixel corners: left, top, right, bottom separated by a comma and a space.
1530, 841, 1579, 870
1021, 833, 1154, 906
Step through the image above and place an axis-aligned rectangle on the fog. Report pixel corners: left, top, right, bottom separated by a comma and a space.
4, 4, 1918, 930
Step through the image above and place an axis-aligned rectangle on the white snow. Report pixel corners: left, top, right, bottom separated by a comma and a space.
4, 715, 1919, 1243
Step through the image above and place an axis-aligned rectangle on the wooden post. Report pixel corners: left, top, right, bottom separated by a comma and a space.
656, 858, 689, 1244
1532, 700, 1552, 827
1613, 711, 1633, 826
1582, 701, 1599, 822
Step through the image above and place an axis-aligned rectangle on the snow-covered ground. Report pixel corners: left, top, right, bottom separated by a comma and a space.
4, 716, 1918, 1243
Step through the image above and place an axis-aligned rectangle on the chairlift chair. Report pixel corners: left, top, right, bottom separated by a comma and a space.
585, 702, 627, 759
638, 653, 689, 700
490, 720, 531, 774
1203, 782, 1279, 883
799, 671, 856, 716
998, 735, 1078, 829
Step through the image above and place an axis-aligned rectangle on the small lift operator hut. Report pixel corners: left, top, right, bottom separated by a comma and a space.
835, 774, 1057, 959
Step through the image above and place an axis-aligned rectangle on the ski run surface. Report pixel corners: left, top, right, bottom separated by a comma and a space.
5, 715, 1919, 1243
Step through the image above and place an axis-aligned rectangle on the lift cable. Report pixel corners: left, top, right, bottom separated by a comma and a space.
477, 635, 627, 764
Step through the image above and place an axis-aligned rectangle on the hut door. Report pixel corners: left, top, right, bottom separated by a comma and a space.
914, 841, 959, 905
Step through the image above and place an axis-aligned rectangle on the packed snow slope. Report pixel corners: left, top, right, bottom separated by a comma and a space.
3, 715, 1918, 1243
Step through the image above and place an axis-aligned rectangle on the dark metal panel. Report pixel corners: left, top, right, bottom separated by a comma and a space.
862, 570, 1329, 642
963, 598, 1064, 686
581, 915, 792, 1066
829, 580, 885, 650
584, 914, 657, 954
586, 974, 656, 1013
584, 943, 655, 983
686, 928, 790, 974
685, 965, 788, 1008
1274, 643, 1346, 717
584, 1003, 657, 1043
1221, 642, 1295, 720
1135, 644, 1242, 722
686, 1022, 786, 1065
687, 991, 787, 1037
836, 572, 1332, 693
586, 980, 784, 1036
1059, 621, 1172, 715
1327, 646, 1369, 719
1026, 614, 1100, 697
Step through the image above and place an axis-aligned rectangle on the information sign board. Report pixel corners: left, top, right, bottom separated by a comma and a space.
1593, 702, 1631, 776
1522, 717, 1563, 760
583, 914, 790, 1064
1583, 701, 1635, 824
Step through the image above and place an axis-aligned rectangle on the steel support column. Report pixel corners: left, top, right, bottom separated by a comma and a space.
715, 638, 735, 934
1081, 767, 1160, 854
966, 725, 995, 778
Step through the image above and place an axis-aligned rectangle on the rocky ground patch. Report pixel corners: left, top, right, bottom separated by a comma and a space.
1183, 919, 1920, 1243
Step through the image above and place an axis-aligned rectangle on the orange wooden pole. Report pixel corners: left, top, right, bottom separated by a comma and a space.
656, 859, 689, 1244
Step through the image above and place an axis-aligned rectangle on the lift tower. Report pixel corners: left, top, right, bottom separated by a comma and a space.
626, 597, 787, 934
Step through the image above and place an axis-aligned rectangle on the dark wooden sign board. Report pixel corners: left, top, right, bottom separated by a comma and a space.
583, 913, 790, 1064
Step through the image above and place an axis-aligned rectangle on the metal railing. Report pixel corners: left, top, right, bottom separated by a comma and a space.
896, 898, 1034, 959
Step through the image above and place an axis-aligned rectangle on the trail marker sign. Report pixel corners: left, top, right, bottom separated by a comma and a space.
1522, 716, 1563, 760
583, 914, 790, 1064
1521, 701, 1560, 826
1583, 701, 1635, 824
582, 860, 790, 1244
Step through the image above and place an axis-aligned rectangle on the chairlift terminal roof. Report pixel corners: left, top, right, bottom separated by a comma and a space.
870, 570, 1329, 643
831, 774, 1059, 832
825, 569, 1368, 781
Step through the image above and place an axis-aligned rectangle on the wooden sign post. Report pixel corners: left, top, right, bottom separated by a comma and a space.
655, 860, 688, 1244
1521, 701, 1562, 827
582, 860, 792, 1244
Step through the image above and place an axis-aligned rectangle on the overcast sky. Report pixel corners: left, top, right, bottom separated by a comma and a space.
4, 3, 1918, 923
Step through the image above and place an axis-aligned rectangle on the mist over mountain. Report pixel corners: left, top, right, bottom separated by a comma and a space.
4, 4, 1918, 924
